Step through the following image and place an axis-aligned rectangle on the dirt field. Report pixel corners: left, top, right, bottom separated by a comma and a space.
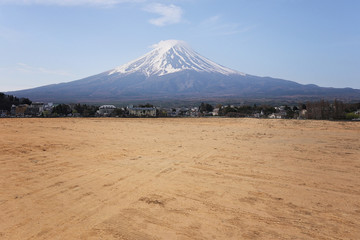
0, 118, 359, 239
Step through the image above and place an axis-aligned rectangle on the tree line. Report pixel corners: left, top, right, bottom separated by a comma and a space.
305, 100, 360, 120
1, 92, 359, 120
217, 104, 277, 117
52, 104, 98, 117
0, 93, 32, 111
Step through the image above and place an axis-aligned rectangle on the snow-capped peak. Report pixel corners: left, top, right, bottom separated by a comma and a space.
109, 40, 245, 77
151, 40, 188, 52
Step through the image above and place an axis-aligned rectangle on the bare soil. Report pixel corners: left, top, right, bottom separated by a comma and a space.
0, 118, 359, 239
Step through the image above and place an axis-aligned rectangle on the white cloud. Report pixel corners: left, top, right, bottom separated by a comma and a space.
16, 63, 74, 77
145, 3, 183, 26
0, 0, 145, 7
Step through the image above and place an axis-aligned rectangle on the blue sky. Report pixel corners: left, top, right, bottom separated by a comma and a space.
0, 0, 359, 92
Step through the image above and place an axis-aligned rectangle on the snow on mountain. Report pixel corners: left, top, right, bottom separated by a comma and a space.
109, 40, 245, 77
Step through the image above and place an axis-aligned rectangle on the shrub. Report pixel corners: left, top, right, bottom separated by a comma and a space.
345, 112, 359, 120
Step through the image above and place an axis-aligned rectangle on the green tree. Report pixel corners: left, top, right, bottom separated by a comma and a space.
52, 104, 72, 116
0, 93, 32, 111
199, 102, 214, 113
345, 112, 359, 120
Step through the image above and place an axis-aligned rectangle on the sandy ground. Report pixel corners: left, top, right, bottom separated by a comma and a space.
0, 118, 359, 240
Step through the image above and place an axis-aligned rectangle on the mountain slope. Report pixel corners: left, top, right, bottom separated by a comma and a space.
7, 40, 360, 103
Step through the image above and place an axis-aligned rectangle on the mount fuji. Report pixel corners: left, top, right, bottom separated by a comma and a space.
8, 40, 360, 103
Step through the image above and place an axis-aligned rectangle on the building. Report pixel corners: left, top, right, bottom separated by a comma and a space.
25, 102, 44, 116
15, 104, 29, 117
97, 105, 116, 116
10, 105, 16, 116
128, 106, 157, 117
43, 102, 54, 112
212, 108, 219, 116
0, 110, 8, 117
268, 113, 282, 119
298, 109, 307, 119
190, 107, 199, 117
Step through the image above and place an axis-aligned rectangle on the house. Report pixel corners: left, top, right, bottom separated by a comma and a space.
178, 107, 190, 116
15, 104, 29, 117
25, 102, 44, 116
10, 105, 16, 116
97, 105, 116, 116
253, 113, 260, 118
166, 108, 177, 117
0, 110, 8, 117
298, 109, 307, 119
190, 107, 199, 117
212, 108, 219, 116
43, 102, 54, 112
268, 113, 282, 119
128, 106, 156, 117
276, 106, 286, 111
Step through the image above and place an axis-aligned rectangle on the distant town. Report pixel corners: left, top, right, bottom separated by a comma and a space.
1, 93, 359, 120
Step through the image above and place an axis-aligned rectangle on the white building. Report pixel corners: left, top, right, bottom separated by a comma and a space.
97, 105, 116, 116
212, 108, 219, 116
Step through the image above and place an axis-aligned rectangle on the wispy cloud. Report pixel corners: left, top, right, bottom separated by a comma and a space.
144, 3, 183, 26
201, 15, 221, 25
16, 63, 74, 77
201, 15, 255, 36
0, 0, 145, 7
